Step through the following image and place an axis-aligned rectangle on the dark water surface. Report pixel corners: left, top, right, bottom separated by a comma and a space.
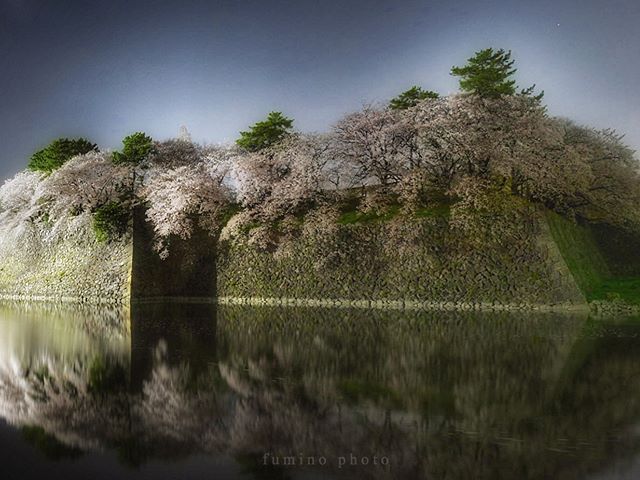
1, 301, 640, 480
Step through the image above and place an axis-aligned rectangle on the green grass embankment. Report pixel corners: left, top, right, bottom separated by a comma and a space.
546, 211, 640, 305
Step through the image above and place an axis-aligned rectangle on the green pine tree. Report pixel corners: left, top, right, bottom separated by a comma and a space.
236, 112, 294, 152
112, 132, 154, 166
451, 48, 518, 98
389, 86, 439, 110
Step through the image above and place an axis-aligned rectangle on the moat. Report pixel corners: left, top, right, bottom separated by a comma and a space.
1, 301, 640, 479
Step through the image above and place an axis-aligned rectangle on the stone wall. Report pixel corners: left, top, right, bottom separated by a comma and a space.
0, 205, 590, 309
0, 219, 131, 304
129, 207, 217, 300
216, 206, 586, 309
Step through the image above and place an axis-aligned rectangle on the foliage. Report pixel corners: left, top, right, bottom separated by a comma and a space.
28, 138, 97, 173
338, 204, 401, 225
112, 132, 154, 165
37, 151, 129, 220
141, 141, 233, 257
590, 278, 640, 305
0, 171, 42, 234
389, 86, 439, 110
225, 133, 334, 247
557, 122, 640, 230
148, 138, 206, 168
413, 204, 450, 218
451, 48, 518, 98
329, 94, 584, 215
333, 106, 415, 189
92, 201, 130, 243
409, 95, 593, 210
235, 134, 329, 215
236, 112, 294, 152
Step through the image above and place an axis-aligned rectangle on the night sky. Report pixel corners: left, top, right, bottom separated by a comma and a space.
0, 0, 638, 180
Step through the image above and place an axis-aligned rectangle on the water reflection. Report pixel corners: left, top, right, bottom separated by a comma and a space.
0, 301, 639, 479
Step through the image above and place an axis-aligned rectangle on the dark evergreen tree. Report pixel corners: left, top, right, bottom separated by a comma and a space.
28, 138, 97, 173
389, 86, 439, 110
451, 48, 518, 98
112, 132, 154, 165
236, 112, 294, 152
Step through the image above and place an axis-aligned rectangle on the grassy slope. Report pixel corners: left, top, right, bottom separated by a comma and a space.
546, 211, 640, 305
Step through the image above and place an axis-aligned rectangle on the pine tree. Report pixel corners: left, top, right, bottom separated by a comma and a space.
236, 112, 294, 152
389, 86, 439, 110
451, 48, 518, 98
112, 132, 154, 165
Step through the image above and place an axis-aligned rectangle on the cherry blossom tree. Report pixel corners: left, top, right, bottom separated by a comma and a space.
234, 133, 332, 220
558, 121, 640, 229
332, 106, 415, 189
141, 143, 234, 257
408, 94, 586, 206
0, 170, 43, 234
148, 138, 209, 169
36, 151, 130, 220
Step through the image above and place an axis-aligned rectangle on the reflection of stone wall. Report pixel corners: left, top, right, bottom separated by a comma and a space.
3, 303, 640, 480
217, 209, 586, 309
0, 218, 131, 304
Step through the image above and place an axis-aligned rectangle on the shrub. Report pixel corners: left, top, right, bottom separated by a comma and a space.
92, 201, 130, 242
28, 138, 97, 173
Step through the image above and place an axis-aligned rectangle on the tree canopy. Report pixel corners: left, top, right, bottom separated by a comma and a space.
236, 112, 294, 152
6, 46, 639, 255
389, 86, 439, 110
451, 48, 517, 98
28, 138, 97, 173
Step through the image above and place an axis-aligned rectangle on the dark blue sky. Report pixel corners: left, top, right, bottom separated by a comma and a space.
0, 0, 638, 179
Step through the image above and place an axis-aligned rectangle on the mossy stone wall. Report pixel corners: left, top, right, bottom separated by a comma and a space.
0, 205, 602, 308
216, 207, 585, 308
0, 221, 131, 304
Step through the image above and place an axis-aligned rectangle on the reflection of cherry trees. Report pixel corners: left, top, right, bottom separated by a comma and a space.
211, 309, 640, 479
0, 353, 130, 450
1, 307, 640, 479
136, 341, 229, 453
